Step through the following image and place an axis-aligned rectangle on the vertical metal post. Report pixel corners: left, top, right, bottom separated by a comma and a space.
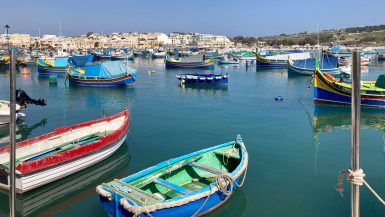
351, 51, 361, 217
9, 49, 16, 217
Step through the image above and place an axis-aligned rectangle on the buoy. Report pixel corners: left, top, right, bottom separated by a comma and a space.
49, 75, 57, 84
275, 96, 284, 101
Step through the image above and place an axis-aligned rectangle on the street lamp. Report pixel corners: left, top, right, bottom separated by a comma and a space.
4, 24, 10, 49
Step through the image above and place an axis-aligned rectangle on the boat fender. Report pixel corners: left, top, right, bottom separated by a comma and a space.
324, 72, 336, 82
200, 77, 206, 80
275, 96, 284, 101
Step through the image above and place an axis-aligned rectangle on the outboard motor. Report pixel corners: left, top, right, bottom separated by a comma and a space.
16, 89, 47, 108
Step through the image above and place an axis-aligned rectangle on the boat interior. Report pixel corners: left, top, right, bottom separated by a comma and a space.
104, 143, 242, 206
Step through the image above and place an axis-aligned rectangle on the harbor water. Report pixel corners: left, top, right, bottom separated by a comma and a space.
1, 58, 385, 216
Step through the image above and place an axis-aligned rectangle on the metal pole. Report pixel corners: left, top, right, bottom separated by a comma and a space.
351, 50, 361, 217
9, 49, 16, 217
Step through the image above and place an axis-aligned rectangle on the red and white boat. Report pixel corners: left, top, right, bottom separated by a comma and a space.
0, 108, 129, 193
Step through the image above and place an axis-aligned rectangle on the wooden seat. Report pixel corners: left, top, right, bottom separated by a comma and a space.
107, 179, 163, 206
153, 178, 192, 195
189, 162, 230, 176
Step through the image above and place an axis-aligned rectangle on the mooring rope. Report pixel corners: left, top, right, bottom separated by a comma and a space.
336, 168, 385, 206
298, 75, 314, 102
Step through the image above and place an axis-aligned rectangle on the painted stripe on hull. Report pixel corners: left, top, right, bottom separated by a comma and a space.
68, 77, 135, 87
14, 134, 127, 193
314, 86, 385, 107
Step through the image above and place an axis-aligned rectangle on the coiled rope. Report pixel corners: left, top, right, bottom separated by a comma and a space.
336, 169, 385, 206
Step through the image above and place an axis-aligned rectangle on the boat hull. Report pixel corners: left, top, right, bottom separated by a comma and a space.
288, 62, 340, 76
314, 70, 385, 107
11, 134, 126, 193
68, 75, 135, 87
256, 55, 287, 68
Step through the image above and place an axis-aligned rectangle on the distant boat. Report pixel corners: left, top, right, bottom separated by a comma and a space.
234, 51, 255, 60
314, 69, 385, 107
111, 50, 134, 61
36, 56, 69, 75
218, 56, 240, 65
67, 61, 136, 87
165, 54, 214, 69
288, 54, 340, 76
205, 51, 224, 60
0, 108, 129, 193
176, 73, 228, 85
152, 50, 167, 59
96, 135, 248, 217
256, 52, 311, 67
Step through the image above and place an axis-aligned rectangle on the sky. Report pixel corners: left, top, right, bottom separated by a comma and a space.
0, 0, 384, 37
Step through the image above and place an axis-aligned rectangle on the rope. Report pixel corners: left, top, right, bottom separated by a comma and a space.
192, 184, 213, 217
335, 168, 385, 206
298, 75, 314, 102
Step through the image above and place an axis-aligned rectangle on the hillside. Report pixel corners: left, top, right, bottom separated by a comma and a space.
231, 24, 385, 47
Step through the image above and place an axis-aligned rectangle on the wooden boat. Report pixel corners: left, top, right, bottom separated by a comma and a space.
256, 52, 312, 68
288, 55, 340, 76
314, 69, 385, 107
36, 57, 69, 75
96, 135, 248, 217
111, 50, 134, 61
0, 108, 129, 193
218, 57, 240, 65
67, 61, 136, 87
176, 73, 228, 85
165, 54, 214, 69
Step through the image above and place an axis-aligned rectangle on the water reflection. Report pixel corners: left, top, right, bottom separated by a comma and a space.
206, 188, 247, 217
0, 119, 47, 147
0, 143, 131, 217
178, 84, 228, 96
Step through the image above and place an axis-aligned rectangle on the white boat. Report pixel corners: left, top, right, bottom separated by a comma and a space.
0, 100, 22, 125
0, 109, 129, 193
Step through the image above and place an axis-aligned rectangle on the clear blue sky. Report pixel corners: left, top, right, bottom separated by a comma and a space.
0, 0, 384, 37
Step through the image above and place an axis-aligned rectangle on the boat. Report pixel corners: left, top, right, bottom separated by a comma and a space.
218, 57, 240, 65
36, 56, 69, 75
205, 51, 224, 60
378, 54, 385, 61
165, 54, 214, 69
314, 69, 385, 107
0, 108, 129, 193
96, 135, 248, 217
256, 52, 311, 67
176, 73, 228, 85
152, 49, 167, 59
66, 61, 136, 87
288, 54, 340, 75
8, 143, 131, 217
111, 50, 134, 61
0, 100, 22, 125
234, 51, 255, 60
0, 90, 46, 125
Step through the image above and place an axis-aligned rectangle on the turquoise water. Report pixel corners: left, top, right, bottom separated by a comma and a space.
1, 58, 385, 216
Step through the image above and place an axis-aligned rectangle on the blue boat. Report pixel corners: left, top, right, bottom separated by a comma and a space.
176, 73, 228, 85
96, 135, 248, 217
67, 61, 136, 87
165, 54, 215, 69
36, 56, 69, 75
288, 54, 340, 76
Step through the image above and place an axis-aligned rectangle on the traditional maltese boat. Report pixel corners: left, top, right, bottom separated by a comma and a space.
36, 56, 69, 75
314, 69, 385, 107
256, 52, 311, 67
176, 73, 228, 85
97, 135, 248, 217
0, 108, 129, 193
165, 54, 214, 69
67, 61, 136, 87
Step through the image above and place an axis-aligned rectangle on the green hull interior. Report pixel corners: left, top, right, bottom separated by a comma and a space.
105, 143, 242, 205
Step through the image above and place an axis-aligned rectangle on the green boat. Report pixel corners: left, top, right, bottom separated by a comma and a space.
97, 135, 248, 217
